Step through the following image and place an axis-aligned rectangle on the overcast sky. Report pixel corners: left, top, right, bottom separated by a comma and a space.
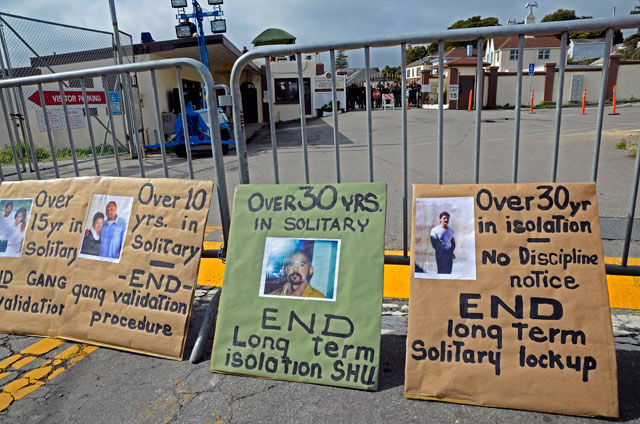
2, 0, 639, 68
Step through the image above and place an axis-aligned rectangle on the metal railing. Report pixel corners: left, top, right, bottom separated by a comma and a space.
229, 15, 640, 275
0, 57, 232, 363
0, 12, 138, 169
0, 58, 231, 251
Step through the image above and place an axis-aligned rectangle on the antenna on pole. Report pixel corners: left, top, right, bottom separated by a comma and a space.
524, 1, 538, 24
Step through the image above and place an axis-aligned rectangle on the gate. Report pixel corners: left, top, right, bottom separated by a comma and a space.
230, 15, 640, 275
0, 12, 140, 174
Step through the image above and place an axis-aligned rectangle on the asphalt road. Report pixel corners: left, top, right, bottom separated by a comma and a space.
2, 105, 640, 422
1, 289, 639, 423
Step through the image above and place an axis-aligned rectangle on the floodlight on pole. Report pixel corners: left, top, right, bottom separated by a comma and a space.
171, 0, 188, 7
175, 24, 193, 38
211, 19, 226, 34
208, 0, 223, 4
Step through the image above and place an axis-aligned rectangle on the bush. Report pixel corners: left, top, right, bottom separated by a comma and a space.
0, 146, 16, 164
321, 101, 341, 112
0, 141, 29, 164
617, 134, 638, 158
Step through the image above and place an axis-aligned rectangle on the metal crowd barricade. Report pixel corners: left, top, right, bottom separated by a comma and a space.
0, 58, 231, 244
0, 57, 231, 362
229, 15, 640, 275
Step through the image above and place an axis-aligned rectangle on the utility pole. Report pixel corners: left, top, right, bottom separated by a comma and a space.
108, 0, 139, 159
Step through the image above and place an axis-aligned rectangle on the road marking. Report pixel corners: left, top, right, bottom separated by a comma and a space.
196, 248, 640, 309
134, 379, 192, 424
20, 338, 65, 355
0, 339, 98, 411
605, 257, 640, 310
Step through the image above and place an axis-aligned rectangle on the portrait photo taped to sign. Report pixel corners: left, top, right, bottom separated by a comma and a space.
0, 198, 34, 258
211, 183, 386, 390
405, 183, 618, 417
0, 177, 213, 360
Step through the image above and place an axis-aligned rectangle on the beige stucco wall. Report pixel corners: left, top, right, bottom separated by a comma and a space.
615, 64, 640, 101
494, 48, 561, 72
555, 69, 603, 104
496, 74, 545, 106
494, 73, 546, 106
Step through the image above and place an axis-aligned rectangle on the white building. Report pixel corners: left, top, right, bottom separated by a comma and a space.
484, 35, 562, 72
0, 34, 261, 152
568, 38, 607, 62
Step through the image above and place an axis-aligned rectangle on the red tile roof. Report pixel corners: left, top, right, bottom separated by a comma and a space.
444, 47, 477, 58
443, 57, 490, 67
493, 35, 562, 50
407, 59, 425, 67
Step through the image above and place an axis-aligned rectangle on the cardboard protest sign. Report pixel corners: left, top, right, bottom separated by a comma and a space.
211, 183, 386, 390
405, 183, 618, 417
0, 177, 213, 360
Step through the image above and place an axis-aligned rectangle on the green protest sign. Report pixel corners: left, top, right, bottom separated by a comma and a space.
211, 183, 386, 390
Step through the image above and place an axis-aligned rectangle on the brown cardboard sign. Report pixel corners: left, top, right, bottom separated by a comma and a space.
405, 183, 618, 417
0, 177, 213, 360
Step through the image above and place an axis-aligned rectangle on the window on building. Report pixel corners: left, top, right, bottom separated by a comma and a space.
509, 49, 518, 60
274, 78, 310, 103
538, 49, 550, 60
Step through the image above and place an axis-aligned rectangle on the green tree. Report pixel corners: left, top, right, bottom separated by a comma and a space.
449, 15, 500, 29
541, 8, 579, 22
382, 65, 401, 82
335, 50, 349, 69
541, 9, 623, 44
426, 16, 499, 55
624, 2, 640, 59
406, 45, 428, 64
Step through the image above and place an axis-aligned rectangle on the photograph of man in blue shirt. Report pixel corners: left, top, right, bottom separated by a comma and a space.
430, 211, 455, 274
99, 201, 127, 259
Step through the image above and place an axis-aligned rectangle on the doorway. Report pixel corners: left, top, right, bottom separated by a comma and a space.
458, 76, 475, 110
241, 81, 258, 123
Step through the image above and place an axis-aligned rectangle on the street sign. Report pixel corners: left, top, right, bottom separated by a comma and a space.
528, 63, 535, 75
373, 89, 381, 99
449, 84, 459, 100
24, 88, 107, 110
36, 109, 85, 132
108, 91, 121, 115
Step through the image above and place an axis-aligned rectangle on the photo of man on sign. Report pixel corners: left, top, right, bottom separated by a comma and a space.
0, 198, 33, 257
79, 194, 133, 263
414, 196, 476, 280
430, 211, 456, 274
259, 237, 340, 301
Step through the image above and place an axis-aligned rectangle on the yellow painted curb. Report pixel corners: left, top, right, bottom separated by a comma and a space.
197, 250, 640, 310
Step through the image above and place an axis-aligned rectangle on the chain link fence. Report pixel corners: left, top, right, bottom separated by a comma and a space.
0, 12, 139, 174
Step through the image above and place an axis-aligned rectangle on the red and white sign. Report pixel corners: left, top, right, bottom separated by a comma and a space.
382, 93, 395, 102
373, 89, 381, 99
24, 88, 107, 110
